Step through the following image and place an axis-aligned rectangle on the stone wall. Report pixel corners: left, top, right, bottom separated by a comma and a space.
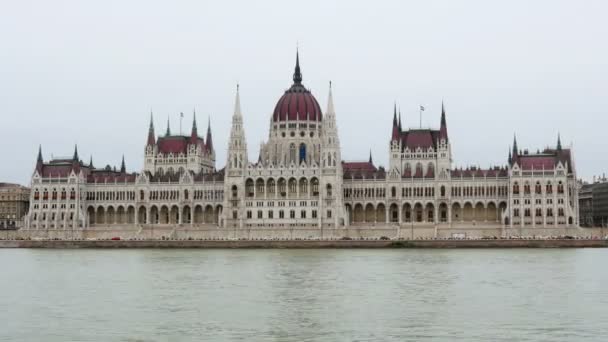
8, 224, 606, 241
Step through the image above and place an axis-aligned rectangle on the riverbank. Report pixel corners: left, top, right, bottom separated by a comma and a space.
1, 238, 606, 248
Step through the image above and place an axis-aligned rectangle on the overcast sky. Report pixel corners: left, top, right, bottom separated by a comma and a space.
1, 0, 606, 185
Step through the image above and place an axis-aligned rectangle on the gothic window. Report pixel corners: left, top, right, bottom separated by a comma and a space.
326, 184, 333, 197
299, 143, 307, 163
441, 186, 446, 197
245, 179, 254, 197
524, 182, 531, 195
415, 163, 423, 175
535, 182, 542, 195
557, 181, 564, 194
513, 182, 520, 195
546, 182, 553, 194
391, 186, 396, 198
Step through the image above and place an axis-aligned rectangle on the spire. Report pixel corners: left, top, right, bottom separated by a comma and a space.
508, 147, 512, 164
37, 145, 43, 163
439, 101, 448, 141
391, 103, 400, 141
392, 103, 397, 126
191, 109, 198, 142
165, 116, 171, 136
557, 133, 562, 151
292, 49, 302, 84
73, 144, 79, 161
369, 149, 373, 164
326, 81, 335, 114
206, 116, 213, 151
512, 134, 518, 157
233, 84, 242, 118
147, 111, 156, 146
398, 109, 402, 132
120, 155, 126, 173
89, 155, 94, 168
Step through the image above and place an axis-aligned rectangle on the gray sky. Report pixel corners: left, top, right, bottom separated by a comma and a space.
1, 0, 606, 185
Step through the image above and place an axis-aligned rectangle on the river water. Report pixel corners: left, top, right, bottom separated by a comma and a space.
1, 249, 607, 342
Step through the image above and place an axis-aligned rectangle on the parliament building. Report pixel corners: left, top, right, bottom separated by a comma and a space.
24, 53, 579, 234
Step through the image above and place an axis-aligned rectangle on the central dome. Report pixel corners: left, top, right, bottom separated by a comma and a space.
272, 52, 322, 122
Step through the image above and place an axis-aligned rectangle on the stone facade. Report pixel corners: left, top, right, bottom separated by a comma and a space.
0, 183, 30, 229
23, 52, 579, 235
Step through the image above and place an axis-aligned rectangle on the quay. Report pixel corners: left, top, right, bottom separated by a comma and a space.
1, 238, 607, 249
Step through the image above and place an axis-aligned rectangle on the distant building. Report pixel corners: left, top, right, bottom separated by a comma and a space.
24, 51, 579, 231
579, 176, 608, 227
0, 183, 30, 229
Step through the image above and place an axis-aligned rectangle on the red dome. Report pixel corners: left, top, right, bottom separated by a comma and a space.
272, 86, 322, 122
272, 51, 322, 123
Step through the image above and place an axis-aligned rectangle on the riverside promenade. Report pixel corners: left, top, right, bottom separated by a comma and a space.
1, 238, 607, 249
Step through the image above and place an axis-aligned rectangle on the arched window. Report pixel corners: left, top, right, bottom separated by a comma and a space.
299, 143, 307, 164
557, 181, 564, 194
524, 182, 531, 195
415, 163, 423, 175
231, 185, 238, 198
441, 186, 446, 197
326, 184, 333, 197
546, 182, 553, 194
513, 182, 520, 195
535, 182, 542, 195
391, 186, 396, 198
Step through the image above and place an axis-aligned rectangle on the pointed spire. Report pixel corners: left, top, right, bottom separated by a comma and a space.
369, 149, 373, 164
120, 155, 126, 173
37, 145, 43, 163
393, 101, 397, 126
326, 81, 335, 114
398, 109, 402, 131
191, 109, 198, 142
89, 155, 94, 168
439, 101, 448, 141
293, 49, 302, 84
391, 103, 400, 142
147, 111, 156, 146
165, 116, 171, 136
508, 147, 512, 164
557, 133, 562, 151
73, 144, 79, 161
233, 84, 242, 118
512, 134, 518, 157
206, 116, 213, 151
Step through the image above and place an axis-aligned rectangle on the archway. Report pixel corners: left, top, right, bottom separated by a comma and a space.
354, 204, 364, 223
439, 203, 448, 223
474, 202, 485, 221
389, 203, 399, 223
150, 206, 159, 224
182, 206, 191, 224
106, 206, 116, 225
170, 205, 179, 224
204, 205, 214, 224
403, 203, 412, 222
159, 206, 169, 224
414, 203, 423, 222
376, 203, 386, 223
194, 205, 204, 224
266, 178, 276, 197
463, 203, 473, 222
425, 203, 435, 223
138, 206, 147, 224
116, 206, 125, 224
486, 202, 498, 222
127, 206, 135, 224
365, 204, 375, 223
87, 206, 96, 225
256, 178, 265, 198
452, 203, 462, 222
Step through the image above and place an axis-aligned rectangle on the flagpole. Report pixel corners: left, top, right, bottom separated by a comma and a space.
419, 108, 421, 129
179, 112, 183, 135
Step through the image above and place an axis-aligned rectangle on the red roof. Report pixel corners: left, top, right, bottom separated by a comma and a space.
400, 130, 439, 150
342, 161, 377, 173
450, 167, 508, 178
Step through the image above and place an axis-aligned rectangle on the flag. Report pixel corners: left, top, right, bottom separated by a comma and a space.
419, 105, 425, 111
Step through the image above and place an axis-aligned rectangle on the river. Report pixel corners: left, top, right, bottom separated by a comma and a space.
1, 249, 607, 341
